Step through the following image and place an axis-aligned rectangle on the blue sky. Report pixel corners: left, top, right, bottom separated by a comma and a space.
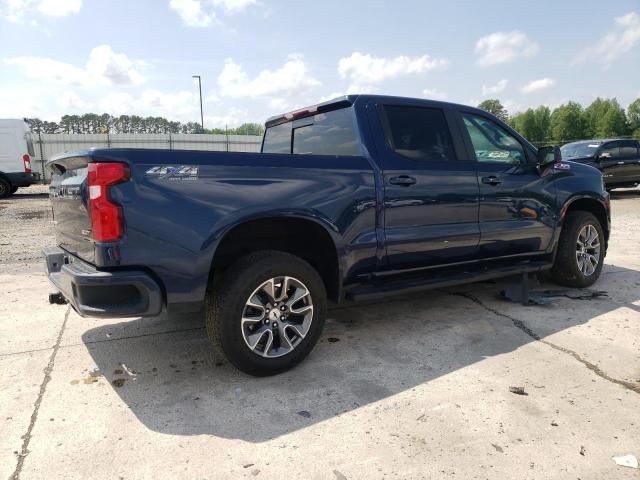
1, 0, 640, 127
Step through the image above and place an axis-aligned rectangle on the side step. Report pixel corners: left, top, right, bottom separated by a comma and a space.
344, 261, 552, 302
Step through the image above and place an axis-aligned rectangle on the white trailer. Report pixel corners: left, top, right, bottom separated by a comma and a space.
0, 119, 41, 197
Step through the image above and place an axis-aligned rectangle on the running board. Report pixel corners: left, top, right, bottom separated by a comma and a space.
344, 261, 552, 302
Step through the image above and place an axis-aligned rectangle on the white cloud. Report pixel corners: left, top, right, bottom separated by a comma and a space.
37, 0, 81, 16
100, 90, 198, 119
169, 0, 256, 26
572, 11, 640, 65
422, 88, 448, 100
217, 55, 321, 98
482, 79, 508, 96
1, 0, 82, 21
5, 45, 145, 86
475, 31, 539, 67
5, 56, 87, 85
169, 0, 215, 27
337, 52, 448, 93
520, 77, 556, 94
204, 108, 250, 128
212, 0, 256, 13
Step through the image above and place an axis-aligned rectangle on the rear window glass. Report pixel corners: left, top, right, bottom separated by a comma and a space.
261, 122, 291, 154
262, 107, 360, 156
383, 106, 456, 161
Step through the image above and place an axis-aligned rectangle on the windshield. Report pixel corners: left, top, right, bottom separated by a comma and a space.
560, 142, 601, 159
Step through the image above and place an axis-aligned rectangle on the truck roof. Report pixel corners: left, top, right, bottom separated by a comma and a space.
265, 94, 488, 128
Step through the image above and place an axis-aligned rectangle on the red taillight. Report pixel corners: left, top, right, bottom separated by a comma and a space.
23, 154, 31, 173
87, 162, 130, 242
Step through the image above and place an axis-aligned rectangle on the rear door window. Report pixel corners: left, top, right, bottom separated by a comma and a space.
382, 106, 457, 161
619, 140, 639, 157
462, 114, 526, 165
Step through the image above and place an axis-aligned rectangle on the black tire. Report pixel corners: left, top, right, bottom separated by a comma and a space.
550, 211, 605, 287
0, 178, 11, 198
205, 250, 327, 376
10, 187, 18, 194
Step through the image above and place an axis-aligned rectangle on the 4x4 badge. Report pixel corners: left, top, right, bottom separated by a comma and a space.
145, 165, 199, 180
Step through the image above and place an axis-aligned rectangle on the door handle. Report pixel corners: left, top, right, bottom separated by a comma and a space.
481, 175, 502, 185
389, 175, 417, 186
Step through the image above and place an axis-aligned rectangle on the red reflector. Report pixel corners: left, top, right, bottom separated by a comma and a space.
23, 154, 31, 173
87, 162, 130, 242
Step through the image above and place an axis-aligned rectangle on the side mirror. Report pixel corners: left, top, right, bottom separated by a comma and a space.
537, 145, 561, 166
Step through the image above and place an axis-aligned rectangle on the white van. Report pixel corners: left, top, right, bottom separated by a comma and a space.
0, 119, 41, 198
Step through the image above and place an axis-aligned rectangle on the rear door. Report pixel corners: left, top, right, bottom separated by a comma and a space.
370, 101, 480, 271
617, 140, 640, 185
457, 111, 556, 258
0, 123, 21, 173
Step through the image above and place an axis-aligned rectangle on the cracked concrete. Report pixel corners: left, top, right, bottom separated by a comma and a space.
1, 185, 639, 479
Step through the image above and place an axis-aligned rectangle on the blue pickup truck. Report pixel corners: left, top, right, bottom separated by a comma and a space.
45, 95, 610, 375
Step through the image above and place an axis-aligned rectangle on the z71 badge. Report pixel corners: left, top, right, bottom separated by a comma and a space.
145, 165, 199, 180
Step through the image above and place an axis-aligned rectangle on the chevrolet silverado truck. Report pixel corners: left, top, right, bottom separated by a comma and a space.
44, 95, 610, 376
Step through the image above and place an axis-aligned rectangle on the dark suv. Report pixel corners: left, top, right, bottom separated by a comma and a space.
560, 139, 640, 190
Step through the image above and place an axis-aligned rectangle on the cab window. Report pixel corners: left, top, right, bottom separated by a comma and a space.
462, 114, 526, 165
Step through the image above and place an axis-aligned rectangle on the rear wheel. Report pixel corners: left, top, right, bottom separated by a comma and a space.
551, 211, 604, 287
205, 250, 327, 376
0, 178, 11, 198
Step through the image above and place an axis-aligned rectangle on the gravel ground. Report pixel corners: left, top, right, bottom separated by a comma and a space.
1, 184, 639, 480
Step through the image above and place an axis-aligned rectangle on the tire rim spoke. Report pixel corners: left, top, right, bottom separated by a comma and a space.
575, 224, 601, 278
241, 275, 314, 358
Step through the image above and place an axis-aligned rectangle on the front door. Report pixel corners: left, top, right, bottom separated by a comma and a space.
371, 103, 480, 271
457, 111, 556, 258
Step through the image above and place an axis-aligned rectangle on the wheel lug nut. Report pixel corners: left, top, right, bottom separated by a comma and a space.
280, 315, 285, 320
280, 306, 286, 311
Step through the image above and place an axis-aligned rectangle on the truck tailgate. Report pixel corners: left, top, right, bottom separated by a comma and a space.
48, 155, 95, 263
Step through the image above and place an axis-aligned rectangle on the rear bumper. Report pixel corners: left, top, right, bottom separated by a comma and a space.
43, 246, 163, 318
6, 171, 40, 187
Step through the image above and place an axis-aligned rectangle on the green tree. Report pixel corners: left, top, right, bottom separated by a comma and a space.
550, 102, 586, 142
509, 106, 551, 143
477, 99, 508, 122
627, 98, 640, 139
584, 98, 627, 138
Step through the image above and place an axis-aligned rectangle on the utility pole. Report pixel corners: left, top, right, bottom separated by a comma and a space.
192, 75, 204, 132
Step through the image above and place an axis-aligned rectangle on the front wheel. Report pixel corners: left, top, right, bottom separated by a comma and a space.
550, 211, 605, 287
205, 250, 327, 376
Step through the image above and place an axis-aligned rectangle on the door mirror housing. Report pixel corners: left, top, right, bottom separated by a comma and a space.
537, 145, 561, 166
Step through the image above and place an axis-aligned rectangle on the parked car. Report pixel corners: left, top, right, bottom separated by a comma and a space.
560, 139, 640, 191
44, 95, 610, 375
0, 119, 40, 197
